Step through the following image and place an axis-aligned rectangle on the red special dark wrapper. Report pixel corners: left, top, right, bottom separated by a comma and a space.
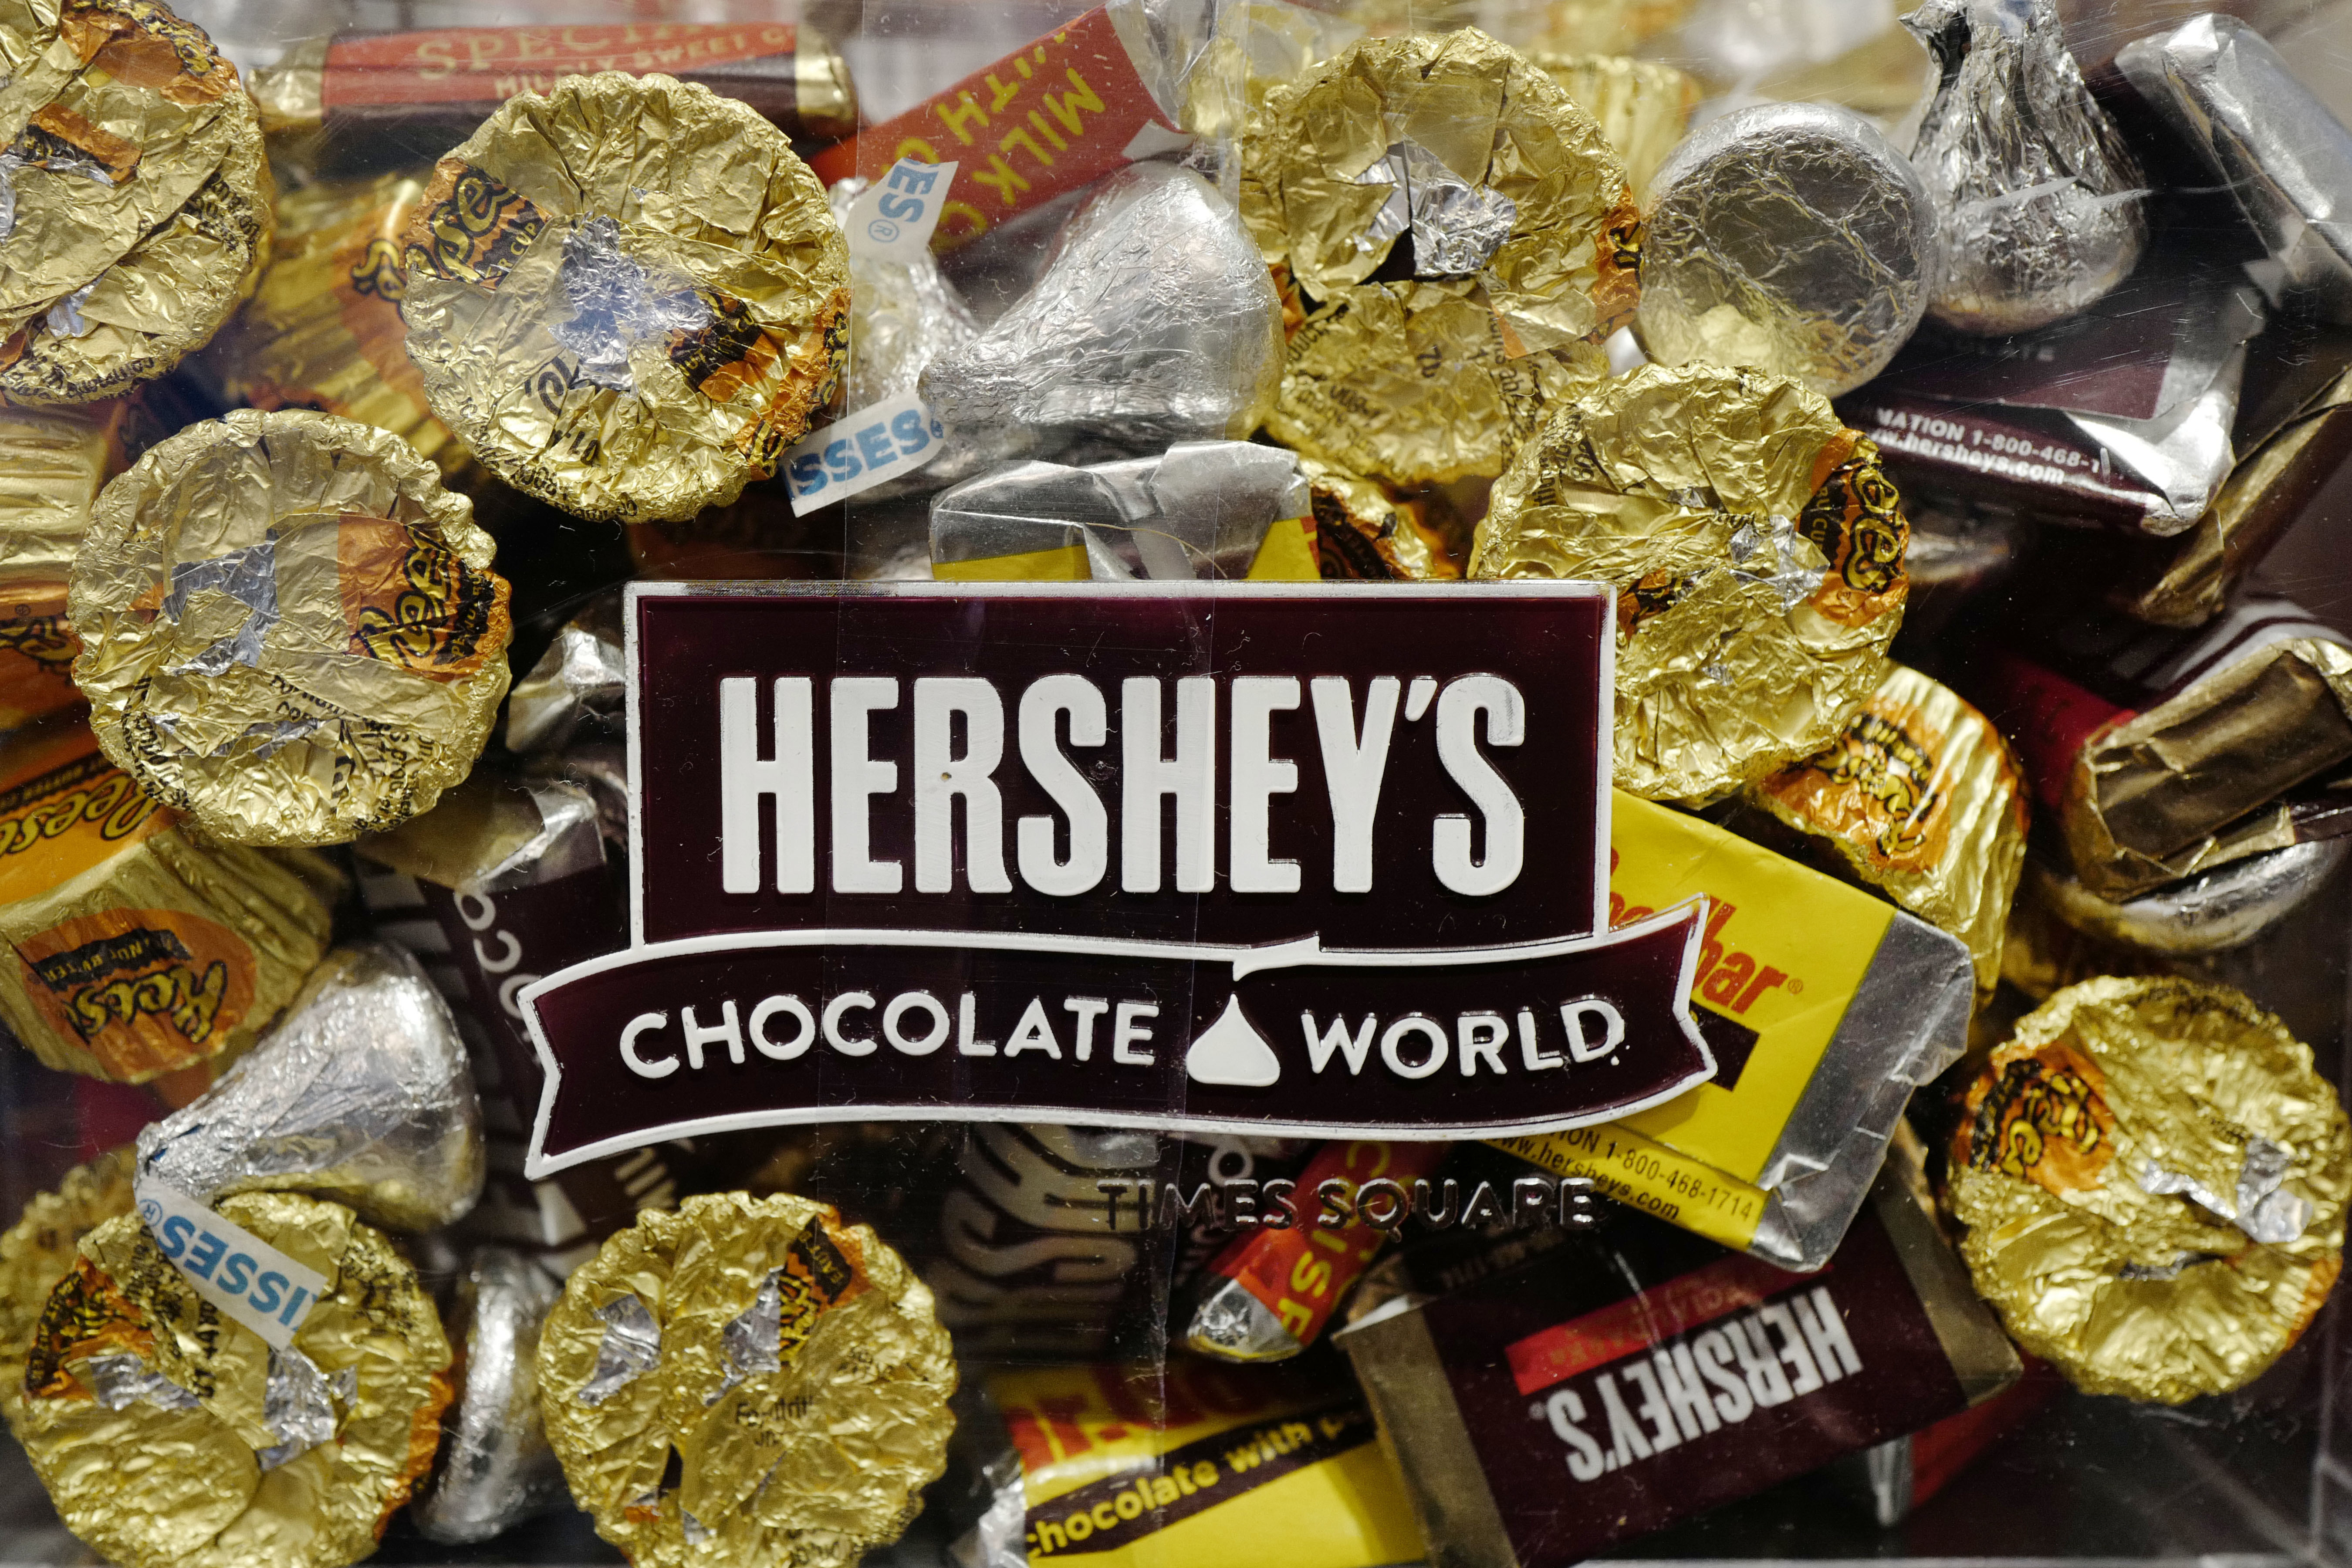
1335, 1165, 2017, 1567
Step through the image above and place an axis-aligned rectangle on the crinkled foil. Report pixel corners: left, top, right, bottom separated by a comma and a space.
70, 408, 512, 847
826, 179, 977, 415
2030, 838, 2349, 957
0, 397, 124, 725
538, 1191, 957, 1568
1241, 27, 1636, 485
1750, 662, 2026, 996
931, 442, 1311, 581
1637, 101, 1939, 398
17, 1192, 453, 1568
138, 942, 485, 1233
1949, 977, 2350, 1402
360, 771, 605, 895
412, 1246, 568, 1544
1302, 452, 1458, 580
2119, 17, 2352, 326
0, 713, 332, 1083
0, 1149, 135, 1436
2064, 638, 2352, 901
1904, 0, 2146, 335
400, 71, 849, 524
202, 172, 465, 476
1473, 362, 1910, 802
1533, 54, 1698, 201
0, 0, 270, 404
506, 592, 623, 758
922, 164, 1281, 452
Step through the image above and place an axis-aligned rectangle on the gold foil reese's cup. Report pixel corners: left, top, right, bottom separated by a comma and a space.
1473, 361, 1910, 802
1241, 27, 1638, 486
1950, 976, 2350, 1403
0, 1148, 135, 1437
0, 0, 271, 404
70, 408, 512, 848
538, 1190, 957, 1568
17, 1191, 453, 1568
400, 71, 850, 524
0, 397, 133, 726
0, 714, 331, 1083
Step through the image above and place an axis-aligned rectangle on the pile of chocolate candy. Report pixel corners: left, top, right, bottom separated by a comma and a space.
1, 0, 2350, 1565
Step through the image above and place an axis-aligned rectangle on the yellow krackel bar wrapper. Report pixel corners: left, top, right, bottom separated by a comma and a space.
0, 396, 134, 726
0, 714, 331, 1083
0, 0, 271, 405
970, 1361, 1424, 1568
1749, 662, 2028, 998
203, 171, 466, 476
1497, 793, 1972, 1269
18, 1192, 453, 1568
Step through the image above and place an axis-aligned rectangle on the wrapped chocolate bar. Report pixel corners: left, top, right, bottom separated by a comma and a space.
0, 1148, 135, 1433
0, 0, 270, 405
0, 714, 332, 1084
921, 164, 1281, 453
0, 399, 128, 727
1473, 362, 1911, 803
1636, 102, 1940, 396
410, 1245, 570, 1544
1336, 1162, 2017, 1568
136, 942, 485, 1233
1500, 793, 1973, 1270
1903, 0, 2146, 335
1534, 54, 1698, 200
400, 72, 849, 524
201, 172, 464, 475
2119, 17, 2352, 324
931, 443, 1317, 581
952, 1360, 1425, 1568
70, 409, 512, 847
537, 1191, 957, 1568
1303, 453, 1458, 580
1949, 976, 2350, 1402
1746, 663, 2028, 997
1241, 27, 1635, 486
1187, 1140, 1450, 1362
250, 24, 856, 179
16, 1191, 452, 1568
1842, 253, 2267, 537
1966, 597, 2352, 899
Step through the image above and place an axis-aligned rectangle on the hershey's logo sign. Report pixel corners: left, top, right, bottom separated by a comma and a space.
520, 583, 1713, 1176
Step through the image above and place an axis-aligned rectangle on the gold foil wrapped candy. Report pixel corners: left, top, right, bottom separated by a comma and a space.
1241, 27, 1637, 486
400, 71, 850, 524
1950, 977, 2350, 1402
204, 172, 464, 475
0, 1148, 134, 1434
0, 714, 332, 1083
1750, 662, 2026, 996
70, 408, 512, 848
17, 1192, 453, 1568
0, 397, 127, 725
0, 0, 271, 404
1534, 54, 1699, 200
1473, 362, 1910, 802
539, 1191, 957, 1568
1301, 453, 1458, 580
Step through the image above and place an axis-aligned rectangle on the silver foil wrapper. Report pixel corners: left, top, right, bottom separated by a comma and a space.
1904, 0, 2147, 335
828, 179, 982, 412
2031, 838, 2350, 955
1636, 102, 1940, 397
2118, 16, 2352, 326
412, 1246, 571, 1544
1186, 1275, 1300, 1362
931, 442, 1308, 580
919, 164, 1284, 449
137, 942, 486, 1233
506, 595, 625, 759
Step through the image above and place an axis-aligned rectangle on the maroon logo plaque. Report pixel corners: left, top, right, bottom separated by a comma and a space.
520, 582, 1713, 1177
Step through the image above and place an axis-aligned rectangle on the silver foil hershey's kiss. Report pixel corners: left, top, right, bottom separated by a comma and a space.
828, 178, 981, 412
505, 592, 624, 759
412, 1247, 571, 1544
1904, 0, 2147, 335
1637, 102, 1941, 397
2119, 17, 2352, 325
137, 943, 486, 1232
931, 442, 1309, 580
919, 163, 1284, 449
